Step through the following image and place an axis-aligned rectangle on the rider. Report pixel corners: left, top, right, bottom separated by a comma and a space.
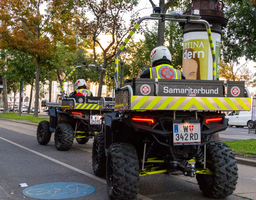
140, 45, 186, 79
71, 79, 93, 97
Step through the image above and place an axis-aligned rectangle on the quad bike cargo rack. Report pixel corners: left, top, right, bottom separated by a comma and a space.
115, 79, 251, 112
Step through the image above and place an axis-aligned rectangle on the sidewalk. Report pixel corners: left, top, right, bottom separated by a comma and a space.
0, 117, 256, 167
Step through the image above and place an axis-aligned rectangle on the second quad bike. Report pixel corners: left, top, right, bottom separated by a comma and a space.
92, 12, 251, 200
37, 63, 114, 151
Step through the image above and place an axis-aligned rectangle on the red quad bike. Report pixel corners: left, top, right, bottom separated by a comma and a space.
37, 63, 114, 151
92, 12, 251, 199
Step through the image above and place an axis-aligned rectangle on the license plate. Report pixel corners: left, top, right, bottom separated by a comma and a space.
173, 123, 201, 145
90, 115, 102, 125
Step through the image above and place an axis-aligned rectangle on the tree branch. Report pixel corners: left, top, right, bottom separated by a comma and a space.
148, 0, 156, 8
163, 0, 175, 13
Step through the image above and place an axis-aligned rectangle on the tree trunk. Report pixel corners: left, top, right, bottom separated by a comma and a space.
34, 55, 40, 117
28, 80, 33, 113
157, 22, 165, 46
2, 66, 8, 113
57, 69, 63, 93
97, 70, 103, 97
157, 0, 166, 46
34, 21, 41, 117
18, 81, 23, 115
49, 76, 52, 102
13, 92, 16, 113
154, 0, 174, 46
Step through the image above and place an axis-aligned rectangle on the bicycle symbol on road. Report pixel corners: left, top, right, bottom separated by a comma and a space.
23, 182, 95, 199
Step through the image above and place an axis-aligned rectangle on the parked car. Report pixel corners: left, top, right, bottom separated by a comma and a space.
31, 107, 40, 113
225, 110, 253, 128
22, 106, 28, 113
9, 106, 18, 112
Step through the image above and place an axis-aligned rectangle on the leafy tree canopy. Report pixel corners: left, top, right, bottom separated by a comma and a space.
222, 0, 256, 62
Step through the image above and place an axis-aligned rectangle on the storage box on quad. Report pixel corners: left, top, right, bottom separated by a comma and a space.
125, 78, 245, 97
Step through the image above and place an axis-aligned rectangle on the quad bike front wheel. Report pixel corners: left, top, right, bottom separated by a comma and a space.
196, 142, 238, 198
37, 121, 52, 145
54, 123, 74, 151
92, 132, 106, 177
106, 143, 140, 200
76, 137, 89, 144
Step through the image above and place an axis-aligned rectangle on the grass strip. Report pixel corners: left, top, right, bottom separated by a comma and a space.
224, 139, 256, 155
0, 113, 49, 124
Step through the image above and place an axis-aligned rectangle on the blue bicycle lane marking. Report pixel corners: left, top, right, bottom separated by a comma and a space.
22, 182, 95, 199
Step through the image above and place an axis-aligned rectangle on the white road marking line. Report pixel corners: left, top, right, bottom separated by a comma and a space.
0, 136, 153, 200
0, 186, 11, 198
0, 136, 105, 184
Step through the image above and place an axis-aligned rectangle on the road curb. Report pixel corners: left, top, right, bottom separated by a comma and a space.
236, 157, 256, 167
0, 117, 38, 127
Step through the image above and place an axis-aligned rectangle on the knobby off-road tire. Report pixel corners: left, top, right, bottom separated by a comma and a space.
37, 121, 51, 145
196, 142, 238, 198
92, 132, 106, 177
54, 123, 74, 151
76, 137, 89, 144
106, 143, 140, 200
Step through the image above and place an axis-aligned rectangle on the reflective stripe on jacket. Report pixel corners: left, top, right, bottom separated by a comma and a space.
149, 64, 181, 79
75, 89, 91, 96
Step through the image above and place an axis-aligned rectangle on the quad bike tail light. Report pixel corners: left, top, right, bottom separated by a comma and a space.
71, 112, 82, 116
205, 117, 223, 124
132, 117, 155, 125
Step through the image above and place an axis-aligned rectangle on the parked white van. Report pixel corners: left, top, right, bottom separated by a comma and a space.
225, 111, 253, 128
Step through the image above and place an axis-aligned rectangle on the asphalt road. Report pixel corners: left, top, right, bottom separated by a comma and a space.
0, 120, 256, 200
219, 126, 256, 141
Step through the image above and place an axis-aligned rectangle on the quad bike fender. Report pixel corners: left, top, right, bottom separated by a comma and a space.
202, 118, 228, 135
104, 112, 120, 154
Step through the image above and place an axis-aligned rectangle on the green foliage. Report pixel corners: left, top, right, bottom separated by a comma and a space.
47, 41, 76, 82
5, 49, 36, 82
3, 49, 36, 94
165, 21, 183, 69
71, 48, 101, 83
126, 39, 151, 78
222, 0, 256, 62
125, 19, 183, 79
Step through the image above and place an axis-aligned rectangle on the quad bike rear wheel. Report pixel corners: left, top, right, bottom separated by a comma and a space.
55, 123, 74, 151
76, 137, 89, 144
196, 142, 238, 198
92, 132, 106, 177
106, 143, 140, 200
37, 121, 52, 145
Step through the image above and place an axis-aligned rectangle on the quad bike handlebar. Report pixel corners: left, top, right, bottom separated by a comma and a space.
61, 63, 107, 98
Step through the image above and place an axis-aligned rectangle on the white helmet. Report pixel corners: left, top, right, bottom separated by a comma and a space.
150, 46, 172, 66
75, 79, 87, 89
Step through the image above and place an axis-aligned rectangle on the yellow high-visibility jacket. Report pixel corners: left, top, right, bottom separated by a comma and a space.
149, 64, 182, 79
75, 89, 92, 96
